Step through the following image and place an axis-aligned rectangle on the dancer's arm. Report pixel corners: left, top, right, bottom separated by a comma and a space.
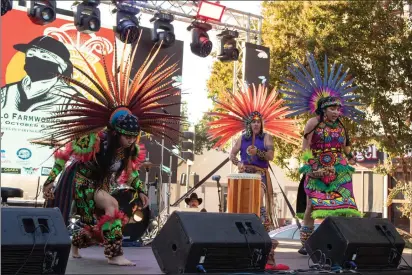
230, 136, 244, 171
256, 134, 274, 161
300, 118, 324, 178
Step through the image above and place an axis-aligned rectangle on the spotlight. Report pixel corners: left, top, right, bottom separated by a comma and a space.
150, 12, 175, 48
1, 0, 13, 16
27, 0, 56, 25
114, 0, 141, 44
74, 0, 101, 34
187, 21, 213, 58
217, 30, 239, 62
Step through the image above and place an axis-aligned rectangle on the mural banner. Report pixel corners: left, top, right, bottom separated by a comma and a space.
1, 9, 115, 175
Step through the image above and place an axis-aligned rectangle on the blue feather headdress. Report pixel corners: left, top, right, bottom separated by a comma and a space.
279, 53, 364, 122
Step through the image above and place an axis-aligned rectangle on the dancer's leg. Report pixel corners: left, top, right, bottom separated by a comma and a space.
298, 195, 315, 255
94, 189, 136, 266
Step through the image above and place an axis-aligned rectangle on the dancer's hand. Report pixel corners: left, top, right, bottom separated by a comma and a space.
348, 158, 356, 165
42, 184, 54, 200
247, 146, 257, 156
139, 192, 149, 208
237, 162, 245, 172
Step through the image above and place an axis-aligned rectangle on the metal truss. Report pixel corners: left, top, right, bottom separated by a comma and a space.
103, 1, 263, 44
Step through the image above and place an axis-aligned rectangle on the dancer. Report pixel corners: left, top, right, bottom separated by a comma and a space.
279, 53, 364, 255
35, 36, 183, 265
207, 84, 300, 270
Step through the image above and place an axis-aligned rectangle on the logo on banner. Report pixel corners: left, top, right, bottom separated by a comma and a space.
17, 148, 32, 160
1, 167, 21, 174
1, 149, 5, 158
23, 167, 39, 175
41, 167, 52, 176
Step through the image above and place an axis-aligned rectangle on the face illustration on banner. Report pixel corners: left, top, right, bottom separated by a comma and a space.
1, 9, 115, 169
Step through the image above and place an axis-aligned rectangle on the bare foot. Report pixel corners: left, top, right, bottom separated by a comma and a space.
108, 255, 136, 266
71, 245, 82, 258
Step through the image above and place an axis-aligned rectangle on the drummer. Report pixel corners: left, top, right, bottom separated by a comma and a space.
206, 85, 300, 271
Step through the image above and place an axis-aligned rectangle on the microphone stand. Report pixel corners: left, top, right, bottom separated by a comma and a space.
212, 176, 223, 213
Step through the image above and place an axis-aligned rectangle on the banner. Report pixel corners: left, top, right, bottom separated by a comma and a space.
1, 9, 116, 175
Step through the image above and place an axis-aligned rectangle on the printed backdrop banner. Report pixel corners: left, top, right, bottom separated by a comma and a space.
243, 42, 270, 87
1, 9, 183, 180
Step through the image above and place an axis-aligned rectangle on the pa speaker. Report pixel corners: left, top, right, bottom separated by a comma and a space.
306, 217, 405, 270
152, 211, 272, 274
1, 207, 71, 274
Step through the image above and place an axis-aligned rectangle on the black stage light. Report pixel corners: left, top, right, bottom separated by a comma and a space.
217, 30, 239, 62
150, 12, 175, 48
114, 0, 141, 44
1, 0, 13, 16
74, 0, 101, 34
187, 21, 213, 58
27, 0, 56, 25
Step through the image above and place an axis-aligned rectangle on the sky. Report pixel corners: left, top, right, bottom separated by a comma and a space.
180, 1, 263, 124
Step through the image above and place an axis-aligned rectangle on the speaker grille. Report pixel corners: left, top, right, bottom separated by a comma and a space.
2, 247, 46, 274
201, 247, 264, 272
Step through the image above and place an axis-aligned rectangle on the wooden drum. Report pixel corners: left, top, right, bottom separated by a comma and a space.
227, 173, 262, 216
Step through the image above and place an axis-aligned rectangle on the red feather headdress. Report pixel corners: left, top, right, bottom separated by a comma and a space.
207, 84, 301, 149
32, 33, 183, 147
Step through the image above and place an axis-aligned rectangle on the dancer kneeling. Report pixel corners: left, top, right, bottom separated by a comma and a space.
35, 37, 184, 266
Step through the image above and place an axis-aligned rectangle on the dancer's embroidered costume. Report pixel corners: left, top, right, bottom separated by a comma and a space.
207, 84, 300, 270
280, 53, 364, 248
33, 36, 183, 258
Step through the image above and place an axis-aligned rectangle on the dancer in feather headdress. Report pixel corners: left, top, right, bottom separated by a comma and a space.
35, 35, 183, 266
207, 84, 300, 271
279, 53, 364, 255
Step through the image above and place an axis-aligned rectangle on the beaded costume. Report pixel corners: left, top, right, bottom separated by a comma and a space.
34, 36, 183, 259
280, 53, 363, 250
207, 84, 300, 270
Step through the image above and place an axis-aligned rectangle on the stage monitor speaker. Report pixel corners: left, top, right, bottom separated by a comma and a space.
152, 211, 272, 274
1, 207, 71, 274
305, 217, 405, 270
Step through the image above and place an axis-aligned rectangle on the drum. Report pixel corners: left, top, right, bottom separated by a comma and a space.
111, 185, 151, 242
227, 173, 262, 216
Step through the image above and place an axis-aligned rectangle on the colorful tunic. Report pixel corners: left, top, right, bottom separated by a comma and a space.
297, 121, 362, 219
44, 130, 145, 257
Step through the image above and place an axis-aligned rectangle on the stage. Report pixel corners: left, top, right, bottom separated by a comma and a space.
65, 241, 412, 274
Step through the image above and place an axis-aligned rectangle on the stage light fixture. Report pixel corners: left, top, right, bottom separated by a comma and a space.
187, 21, 213, 58
27, 0, 56, 25
114, 0, 141, 44
150, 12, 175, 48
217, 30, 239, 62
1, 0, 13, 16
74, 0, 101, 34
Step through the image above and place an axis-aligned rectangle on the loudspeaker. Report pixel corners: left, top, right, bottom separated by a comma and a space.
305, 217, 405, 270
152, 211, 272, 274
1, 207, 71, 274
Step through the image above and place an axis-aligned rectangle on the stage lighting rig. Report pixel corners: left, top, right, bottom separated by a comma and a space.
217, 30, 239, 62
27, 0, 56, 25
150, 12, 175, 48
1, 0, 13, 16
113, 0, 141, 44
187, 21, 213, 58
74, 0, 101, 34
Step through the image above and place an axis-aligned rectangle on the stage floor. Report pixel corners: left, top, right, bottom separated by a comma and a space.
65, 241, 412, 274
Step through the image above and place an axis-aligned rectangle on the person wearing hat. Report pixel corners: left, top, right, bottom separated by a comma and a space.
34, 38, 184, 266
185, 193, 203, 209
1, 35, 81, 112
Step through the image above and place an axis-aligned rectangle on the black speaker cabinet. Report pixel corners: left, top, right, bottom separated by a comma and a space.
1, 207, 71, 274
305, 217, 405, 270
152, 211, 272, 274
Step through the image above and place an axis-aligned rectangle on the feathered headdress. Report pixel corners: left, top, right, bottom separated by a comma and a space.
32, 33, 183, 146
279, 53, 364, 122
207, 84, 301, 149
